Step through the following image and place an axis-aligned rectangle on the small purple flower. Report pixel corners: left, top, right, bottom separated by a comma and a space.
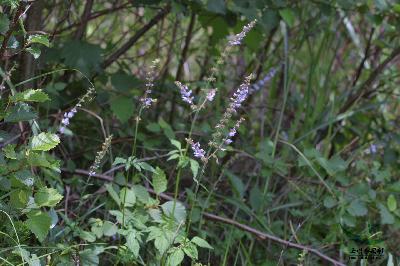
370, 144, 377, 154
230, 82, 250, 112
175, 81, 194, 105
206, 89, 216, 102
59, 107, 78, 134
141, 97, 157, 107
227, 20, 257, 47
191, 142, 205, 158
249, 67, 277, 94
228, 128, 236, 137
225, 139, 233, 145
224, 118, 244, 146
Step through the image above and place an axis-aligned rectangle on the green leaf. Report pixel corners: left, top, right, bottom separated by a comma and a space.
27, 34, 50, 47
34, 187, 63, 207
105, 184, 121, 205
323, 196, 336, 209
158, 117, 175, 139
31, 132, 60, 151
79, 247, 104, 266
154, 234, 170, 254
227, 172, 245, 197
347, 200, 368, 217
146, 122, 161, 133
10, 189, 29, 208
120, 187, 136, 207
170, 139, 181, 150
27, 152, 61, 172
152, 167, 167, 194
190, 159, 199, 178
126, 233, 140, 257
387, 194, 397, 212
161, 201, 186, 223
279, 8, 295, 27
394, 4, 400, 13
2, 144, 17, 159
80, 230, 96, 242
249, 186, 263, 211
111, 72, 141, 92
5, 103, 38, 122
133, 185, 150, 204
183, 242, 198, 260
168, 249, 184, 266
112, 157, 127, 165
102, 221, 118, 236
61, 40, 102, 76
26, 47, 41, 59
26, 211, 51, 242
191, 236, 213, 249
10, 89, 50, 103
110, 96, 134, 123
207, 0, 226, 14
377, 203, 395, 224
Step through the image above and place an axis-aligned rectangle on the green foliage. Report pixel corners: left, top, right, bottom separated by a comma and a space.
1, 0, 400, 265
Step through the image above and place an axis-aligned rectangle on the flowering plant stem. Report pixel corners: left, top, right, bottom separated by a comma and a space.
122, 107, 143, 228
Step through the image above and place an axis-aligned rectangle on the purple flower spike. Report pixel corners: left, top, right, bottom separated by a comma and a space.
191, 142, 205, 158
175, 81, 194, 105
206, 89, 216, 102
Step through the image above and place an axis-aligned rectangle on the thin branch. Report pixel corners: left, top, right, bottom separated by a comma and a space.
351, 28, 374, 87
0, 4, 27, 60
102, 6, 171, 69
65, 168, 346, 266
54, 2, 133, 35
339, 45, 400, 114
74, 0, 94, 39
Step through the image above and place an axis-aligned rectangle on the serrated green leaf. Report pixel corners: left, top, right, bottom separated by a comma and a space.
80, 230, 96, 242
152, 167, 167, 194
112, 157, 127, 166
10, 189, 29, 208
10, 89, 49, 103
120, 187, 136, 207
168, 249, 184, 266
5, 103, 37, 122
26, 211, 51, 242
183, 242, 198, 259
106, 184, 121, 205
110, 96, 134, 123
170, 139, 181, 149
347, 200, 368, 217
26, 47, 41, 59
2, 144, 16, 159
126, 233, 140, 257
102, 221, 117, 236
34, 187, 63, 207
27, 152, 60, 172
31, 132, 60, 151
191, 236, 213, 249
161, 201, 186, 223
61, 40, 102, 76
28, 34, 50, 47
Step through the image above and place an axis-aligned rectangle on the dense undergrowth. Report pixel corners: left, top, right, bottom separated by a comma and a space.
1, 0, 400, 265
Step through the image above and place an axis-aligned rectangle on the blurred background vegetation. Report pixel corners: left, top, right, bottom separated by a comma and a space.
1, 0, 400, 265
